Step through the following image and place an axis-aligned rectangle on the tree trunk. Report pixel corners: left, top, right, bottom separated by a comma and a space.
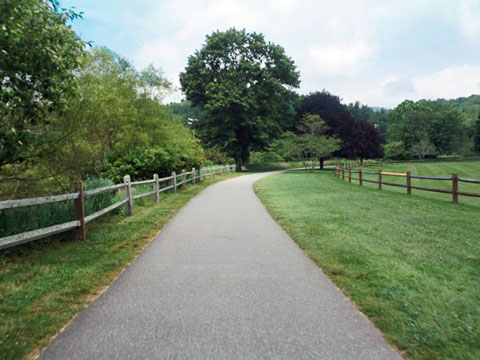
319, 158, 324, 170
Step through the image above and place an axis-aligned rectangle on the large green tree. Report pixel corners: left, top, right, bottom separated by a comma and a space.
0, 0, 86, 167
180, 28, 300, 164
387, 100, 465, 154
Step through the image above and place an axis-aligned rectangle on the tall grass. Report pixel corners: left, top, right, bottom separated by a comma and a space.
0, 178, 117, 238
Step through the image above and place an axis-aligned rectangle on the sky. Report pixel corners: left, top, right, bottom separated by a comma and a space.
62, 0, 480, 108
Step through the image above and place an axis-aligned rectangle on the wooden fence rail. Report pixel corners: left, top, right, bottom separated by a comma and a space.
334, 165, 479, 205
0, 164, 236, 250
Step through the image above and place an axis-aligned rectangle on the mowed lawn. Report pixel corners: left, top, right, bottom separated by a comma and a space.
0, 173, 240, 360
356, 161, 480, 207
254, 170, 480, 359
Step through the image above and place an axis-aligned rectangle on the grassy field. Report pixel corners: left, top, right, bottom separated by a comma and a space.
254, 170, 480, 359
354, 161, 480, 207
0, 173, 240, 360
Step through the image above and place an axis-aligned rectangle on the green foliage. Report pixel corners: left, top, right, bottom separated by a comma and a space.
180, 28, 300, 164
347, 102, 389, 137
387, 100, 431, 149
0, 0, 86, 167
248, 151, 284, 164
445, 94, 480, 128
387, 100, 466, 155
383, 141, 410, 160
166, 100, 206, 127
277, 115, 341, 171
475, 113, 480, 154
103, 146, 171, 183
203, 145, 234, 165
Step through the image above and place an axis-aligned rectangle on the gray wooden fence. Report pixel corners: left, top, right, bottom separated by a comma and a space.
0, 164, 236, 250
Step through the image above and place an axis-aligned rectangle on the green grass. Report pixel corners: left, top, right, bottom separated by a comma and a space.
254, 170, 480, 359
0, 173, 240, 360
245, 159, 338, 172
349, 161, 480, 207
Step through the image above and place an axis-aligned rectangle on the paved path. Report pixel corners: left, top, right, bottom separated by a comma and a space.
41, 172, 401, 359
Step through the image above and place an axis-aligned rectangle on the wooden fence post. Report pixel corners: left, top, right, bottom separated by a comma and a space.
452, 173, 458, 204
342, 167, 345, 180
74, 180, 86, 241
172, 171, 177, 193
359, 169, 363, 186
348, 169, 351, 183
192, 168, 196, 184
204, 168, 207, 180
378, 169, 382, 190
154, 174, 159, 202
182, 169, 186, 190
124, 175, 133, 216
406, 171, 411, 195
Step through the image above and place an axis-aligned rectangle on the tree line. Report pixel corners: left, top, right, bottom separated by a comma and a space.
3, 2, 480, 200
347, 98, 480, 160
176, 28, 480, 167
1, 1, 208, 200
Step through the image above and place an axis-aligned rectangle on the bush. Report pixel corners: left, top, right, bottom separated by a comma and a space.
248, 151, 284, 164
204, 146, 234, 165
383, 142, 410, 160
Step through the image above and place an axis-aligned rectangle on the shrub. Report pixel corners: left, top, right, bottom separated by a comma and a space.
248, 151, 284, 164
383, 142, 410, 160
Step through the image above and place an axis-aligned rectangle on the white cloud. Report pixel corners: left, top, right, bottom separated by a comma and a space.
135, 41, 182, 69
347, 65, 480, 108
413, 65, 480, 100
269, 0, 297, 12
459, 0, 480, 38
114, 0, 480, 107
309, 41, 376, 76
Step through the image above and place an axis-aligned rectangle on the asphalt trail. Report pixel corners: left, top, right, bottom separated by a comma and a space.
41, 172, 401, 359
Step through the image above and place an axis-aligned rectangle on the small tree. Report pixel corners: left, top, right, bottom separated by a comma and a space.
383, 141, 410, 160
279, 115, 341, 172
411, 139, 437, 159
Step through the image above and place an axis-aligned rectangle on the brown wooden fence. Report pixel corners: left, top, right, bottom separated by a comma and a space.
334, 165, 480, 204
0, 165, 236, 250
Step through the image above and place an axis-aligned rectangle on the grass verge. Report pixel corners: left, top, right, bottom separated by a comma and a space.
0, 173, 240, 360
254, 170, 480, 360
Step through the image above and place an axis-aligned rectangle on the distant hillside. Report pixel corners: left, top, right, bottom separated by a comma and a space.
444, 94, 480, 125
